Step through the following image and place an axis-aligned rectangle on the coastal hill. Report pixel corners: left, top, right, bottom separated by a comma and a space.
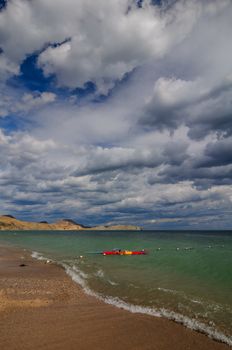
0, 215, 141, 231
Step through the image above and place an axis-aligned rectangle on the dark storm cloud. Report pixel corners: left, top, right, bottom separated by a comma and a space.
159, 162, 232, 186
140, 79, 232, 139
195, 138, 232, 168
72, 148, 163, 176
162, 141, 189, 166
71, 140, 190, 177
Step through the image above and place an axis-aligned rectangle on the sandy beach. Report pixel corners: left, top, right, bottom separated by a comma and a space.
0, 245, 230, 350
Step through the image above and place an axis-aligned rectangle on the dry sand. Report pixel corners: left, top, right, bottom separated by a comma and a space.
0, 245, 230, 350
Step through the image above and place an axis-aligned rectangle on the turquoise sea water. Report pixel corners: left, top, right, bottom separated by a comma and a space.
0, 230, 231, 345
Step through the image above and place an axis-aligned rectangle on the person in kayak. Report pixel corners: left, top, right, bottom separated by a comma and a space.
102, 249, 147, 255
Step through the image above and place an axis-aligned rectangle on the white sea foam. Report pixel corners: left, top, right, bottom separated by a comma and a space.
62, 263, 232, 347
107, 279, 118, 286
99, 297, 232, 346
157, 287, 183, 295
191, 299, 203, 305
93, 268, 119, 285
70, 264, 89, 279
31, 252, 232, 347
31, 251, 48, 261
62, 263, 97, 297
158, 288, 205, 307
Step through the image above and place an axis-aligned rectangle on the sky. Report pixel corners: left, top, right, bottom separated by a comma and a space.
0, 0, 232, 229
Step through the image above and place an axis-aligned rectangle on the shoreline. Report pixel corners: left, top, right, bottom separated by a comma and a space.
0, 244, 231, 350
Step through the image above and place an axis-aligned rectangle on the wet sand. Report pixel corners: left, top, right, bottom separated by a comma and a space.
0, 245, 230, 350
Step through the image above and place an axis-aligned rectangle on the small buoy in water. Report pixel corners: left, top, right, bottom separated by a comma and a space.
176, 247, 180, 251
157, 248, 161, 251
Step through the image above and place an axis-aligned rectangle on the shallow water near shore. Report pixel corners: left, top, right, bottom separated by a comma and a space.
0, 230, 231, 345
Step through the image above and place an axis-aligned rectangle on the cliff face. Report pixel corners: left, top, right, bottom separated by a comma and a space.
0, 215, 142, 231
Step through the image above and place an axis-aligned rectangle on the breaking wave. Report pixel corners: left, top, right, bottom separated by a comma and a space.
31, 251, 232, 347
31, 251, 50, 261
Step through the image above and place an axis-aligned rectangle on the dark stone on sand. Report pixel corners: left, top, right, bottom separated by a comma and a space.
19, 263, 27, 267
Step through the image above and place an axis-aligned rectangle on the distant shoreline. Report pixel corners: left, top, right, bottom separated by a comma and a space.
0, 215, 142, 231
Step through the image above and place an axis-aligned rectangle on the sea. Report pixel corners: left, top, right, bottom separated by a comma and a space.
0, 230, 231, 345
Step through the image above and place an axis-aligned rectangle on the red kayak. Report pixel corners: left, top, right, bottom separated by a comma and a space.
102, 249, 147, 256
